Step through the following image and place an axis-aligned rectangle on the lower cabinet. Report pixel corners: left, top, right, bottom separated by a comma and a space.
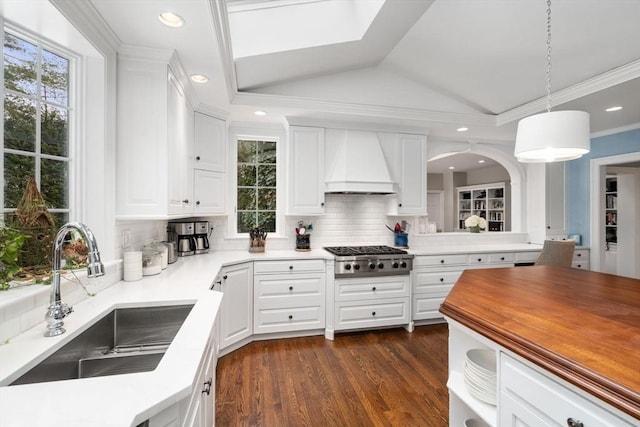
334, 275, 411, 331
253, 260, 325, 334
182, 336, 217, 427
214, 262, 253, 351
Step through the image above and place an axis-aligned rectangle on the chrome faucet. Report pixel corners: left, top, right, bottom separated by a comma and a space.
44, 222, 105, 337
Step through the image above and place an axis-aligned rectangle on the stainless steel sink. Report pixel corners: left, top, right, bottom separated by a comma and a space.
11, 304, 194, 385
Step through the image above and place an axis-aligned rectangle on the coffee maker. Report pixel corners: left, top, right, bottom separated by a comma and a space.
194, 221, 210, 254
168, 221, 196, 257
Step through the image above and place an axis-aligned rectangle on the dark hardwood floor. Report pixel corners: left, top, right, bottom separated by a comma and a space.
216, 324, 449, 427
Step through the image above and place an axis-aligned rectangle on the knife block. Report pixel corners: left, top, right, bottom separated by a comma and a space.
296, 234, 311, 251
249, 237, 266, 253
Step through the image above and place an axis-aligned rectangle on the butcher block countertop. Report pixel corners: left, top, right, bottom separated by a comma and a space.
439, 266, 640, 419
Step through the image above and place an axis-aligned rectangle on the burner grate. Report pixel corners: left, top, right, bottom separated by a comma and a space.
324, 245, 408, 256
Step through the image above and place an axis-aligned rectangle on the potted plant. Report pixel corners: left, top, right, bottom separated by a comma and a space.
464, 215, 487, 233
0, 224, 27, 290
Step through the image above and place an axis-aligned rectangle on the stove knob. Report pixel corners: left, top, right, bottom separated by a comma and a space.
353, 263, 360, 270
345, 264, 352, 270
377, 262, 384, 269
392, 261, 399, 268
368, 262, 376, 270
400, 261, 407, 268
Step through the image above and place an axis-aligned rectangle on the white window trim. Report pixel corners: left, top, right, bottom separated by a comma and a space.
228, 123, 287, 238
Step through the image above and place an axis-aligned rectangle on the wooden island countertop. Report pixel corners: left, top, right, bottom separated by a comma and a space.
439, 266, 640, 419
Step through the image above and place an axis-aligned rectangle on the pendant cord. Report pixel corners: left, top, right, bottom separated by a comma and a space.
546, 0, 552, 113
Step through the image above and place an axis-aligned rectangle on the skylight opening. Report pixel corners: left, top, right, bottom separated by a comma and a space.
226, 0, 384, 59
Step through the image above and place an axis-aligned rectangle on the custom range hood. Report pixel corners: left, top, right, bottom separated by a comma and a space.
325, 130, 395, 194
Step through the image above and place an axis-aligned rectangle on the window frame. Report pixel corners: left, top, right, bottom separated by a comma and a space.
228, 124, 286, 238
1, 23, 79, 224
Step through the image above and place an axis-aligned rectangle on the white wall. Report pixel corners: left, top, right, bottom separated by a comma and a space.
466, 165, 510, 186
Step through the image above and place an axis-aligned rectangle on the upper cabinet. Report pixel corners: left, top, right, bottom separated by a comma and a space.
384, 133, 428, 215
545, 162, 566, 235
287, 126, 325, 215
116, 50, 194, 219
193, 112, 227, 215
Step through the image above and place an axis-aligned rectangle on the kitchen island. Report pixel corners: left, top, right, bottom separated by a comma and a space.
440, 266, 639, 426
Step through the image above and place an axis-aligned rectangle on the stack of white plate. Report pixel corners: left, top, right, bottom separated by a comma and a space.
464, 349, 497, 406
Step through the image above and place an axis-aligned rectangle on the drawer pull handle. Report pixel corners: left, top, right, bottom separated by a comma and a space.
372, 286, 377, 291
566, 418, 583, 427
500, 257, 505, 261
202, 378, 212, 395
289, 265, 294, 270
440, 259, 445, 264
223, 275, 228, 280
372, 311, 376, 316
477, 258, 482, 262
288, 315, 293, 320
182, 199, 189, 204
289, 286, 293, 291
577, 264, 581, 268
440, 278, 444, 282
577, 253, 581, 257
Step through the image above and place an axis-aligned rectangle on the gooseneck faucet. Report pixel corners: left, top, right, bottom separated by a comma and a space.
44, 222, 105, 337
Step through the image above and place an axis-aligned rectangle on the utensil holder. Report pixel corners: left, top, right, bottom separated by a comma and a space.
249, 237, 266, 253
394, 232, 408, 248
296, 234, 311, 251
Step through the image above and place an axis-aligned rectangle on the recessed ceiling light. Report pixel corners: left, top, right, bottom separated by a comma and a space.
449, 166, 455, 170
159, 12, 184, 28
605, 106, 623, 112
254, 110, 267, 116
190, 74, 208, 83
457, 127, 469, 132
478, 160, 485, 164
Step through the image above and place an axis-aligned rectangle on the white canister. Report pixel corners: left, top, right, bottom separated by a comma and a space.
123, 251, 143, 282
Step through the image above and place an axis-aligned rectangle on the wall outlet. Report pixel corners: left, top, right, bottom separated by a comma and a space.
121, 229, 131, 249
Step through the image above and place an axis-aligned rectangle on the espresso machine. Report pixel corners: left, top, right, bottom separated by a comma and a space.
194, 221, 210, 254
168, 221, 196, 257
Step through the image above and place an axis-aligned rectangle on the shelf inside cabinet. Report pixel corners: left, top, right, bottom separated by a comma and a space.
448, 371, 497, 427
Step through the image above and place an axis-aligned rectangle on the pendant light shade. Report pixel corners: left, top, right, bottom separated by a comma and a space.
515, 110, 590, 163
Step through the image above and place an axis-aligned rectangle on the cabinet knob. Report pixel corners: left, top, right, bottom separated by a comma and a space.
289, 286, 293, 291
398, 203, 403, 207
288, 315, 293, 320
440, 259, 445, 264
372, 286, 377, 291
182, 199, 189, 204
202, 378, 212, 395
566, 418, 583, 427
546, 225, 551, 229
477, 258, 482, 262
289, 265, 293, 270
196, 200, 200, 206
223, 275, 228, 280
372, 311, 376, 316
321, 202, 325, 207
577, 264, 581, 268
196, 156, 201, 161
577, 253, 581, 257
501, 257, 505, 261
440, 278, 444, 282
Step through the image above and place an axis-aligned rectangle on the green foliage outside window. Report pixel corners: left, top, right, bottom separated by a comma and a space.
237, 140, 276, 233
3, 31, 69, 224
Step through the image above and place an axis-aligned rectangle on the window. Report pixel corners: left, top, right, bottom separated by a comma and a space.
236, 139, 277, 233
2, 30, 71, 225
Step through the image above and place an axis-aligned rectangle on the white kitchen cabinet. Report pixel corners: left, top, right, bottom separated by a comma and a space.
385, 133, 428, 215
253, 259, 325, 334
182, 333, 217, 427
193, 169, 225, 215
413, 269, 462, 321
116, 50, 194, 219
572, 248, 590, 270
457, 182, 506, 231
287, 126, 325, 215
213, 262, 253, 351
546, 162, 566, 235
194, 112, 226, 173
148, 404, 181, 427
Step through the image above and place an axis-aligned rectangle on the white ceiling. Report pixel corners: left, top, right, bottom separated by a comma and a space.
83, 0, 640, 148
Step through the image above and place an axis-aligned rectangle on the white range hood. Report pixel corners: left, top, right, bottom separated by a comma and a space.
324, 130, 395, 194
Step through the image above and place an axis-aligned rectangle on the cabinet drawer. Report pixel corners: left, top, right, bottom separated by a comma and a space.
335, 276, 409, 302
500, 354, 634, 426
254, 305, 324, 334
254, 274, 324, 299
488, 252, 515, 263
514, 251, 540, 262
468, 253, 490, 265
253, 259, 325, 274
335, 299, 409, 330
414, 254, 469, 267
572, 260, 590, 270
413, 271, 461, 289
573, 249, 590, 261
413, 294, 448, 320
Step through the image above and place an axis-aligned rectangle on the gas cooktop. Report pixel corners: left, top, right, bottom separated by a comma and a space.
323, 245, 408, 257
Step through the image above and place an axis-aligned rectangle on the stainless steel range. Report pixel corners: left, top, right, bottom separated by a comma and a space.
324, 245, 414, 278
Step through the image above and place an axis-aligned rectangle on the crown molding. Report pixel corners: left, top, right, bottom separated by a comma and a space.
590, 123, 640, 139
497, 60, 640, 126
195, 105, 231, 120
209, 0, 238, 103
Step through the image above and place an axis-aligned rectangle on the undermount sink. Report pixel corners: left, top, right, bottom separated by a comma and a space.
11, 304, 194, 386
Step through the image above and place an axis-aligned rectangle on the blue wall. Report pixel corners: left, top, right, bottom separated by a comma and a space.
566, 128, 640, 246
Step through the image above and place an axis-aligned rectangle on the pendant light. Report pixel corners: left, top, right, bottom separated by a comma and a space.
514, 0, 590, 163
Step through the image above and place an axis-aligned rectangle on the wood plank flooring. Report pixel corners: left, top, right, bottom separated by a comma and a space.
216, 324, 449, 426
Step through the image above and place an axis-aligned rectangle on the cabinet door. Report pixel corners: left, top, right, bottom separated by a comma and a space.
201, 349, 216, 427
287, 126, 325, 215
194, 112, 226, 172
167, 71, 192, 215
396, 134, 427, 214
193, 169, 225, 214
219, 263, 253, 350
546, 162, 565, 234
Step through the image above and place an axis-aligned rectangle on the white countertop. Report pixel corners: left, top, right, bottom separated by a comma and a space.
408, 243, 544, 255
0, 249, 333, 427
